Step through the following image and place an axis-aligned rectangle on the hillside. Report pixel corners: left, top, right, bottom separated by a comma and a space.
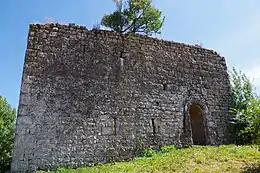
38, 145, 260, 173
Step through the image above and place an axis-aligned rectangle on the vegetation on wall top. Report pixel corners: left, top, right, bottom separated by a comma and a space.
101, 0, 165, 36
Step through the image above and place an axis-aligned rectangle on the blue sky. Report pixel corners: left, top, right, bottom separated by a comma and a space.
1, 0, 260, 109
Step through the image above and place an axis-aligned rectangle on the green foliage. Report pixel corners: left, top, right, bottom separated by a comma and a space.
137, 143, 176, 158
101, 0, 165, 35
233, 97, 260, 144
160, 145, 176, 153
230, 67, 260, 144
38, 145, 260, 173
230, 67, 255, 111
0, 96, 16, 172
141, 144, 176, 157
142, 146, 156, 157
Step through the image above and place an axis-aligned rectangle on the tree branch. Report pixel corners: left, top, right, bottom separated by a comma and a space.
122, 4, 149, 33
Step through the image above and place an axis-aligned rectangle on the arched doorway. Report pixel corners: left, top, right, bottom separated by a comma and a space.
189, 104, 206, 145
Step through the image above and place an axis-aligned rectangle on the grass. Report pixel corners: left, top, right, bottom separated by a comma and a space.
38, 145, 260, 173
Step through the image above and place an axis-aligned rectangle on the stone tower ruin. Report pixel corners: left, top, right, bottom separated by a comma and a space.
11, 23, 231, 172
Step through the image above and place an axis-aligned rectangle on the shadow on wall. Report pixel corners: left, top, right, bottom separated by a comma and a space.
243, 164, 260, 173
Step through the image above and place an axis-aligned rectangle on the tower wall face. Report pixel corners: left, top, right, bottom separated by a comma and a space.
11, 24, 231, 172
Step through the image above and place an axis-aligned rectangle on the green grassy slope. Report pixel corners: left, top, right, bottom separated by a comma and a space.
38, 145, 260, 173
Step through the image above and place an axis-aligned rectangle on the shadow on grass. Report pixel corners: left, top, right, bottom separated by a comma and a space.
242, 164, 260, 173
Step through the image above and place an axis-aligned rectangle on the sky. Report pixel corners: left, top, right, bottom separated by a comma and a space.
0, 0, 260, 109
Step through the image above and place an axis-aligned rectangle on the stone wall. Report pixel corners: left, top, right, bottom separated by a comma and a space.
11, 23, 231, 172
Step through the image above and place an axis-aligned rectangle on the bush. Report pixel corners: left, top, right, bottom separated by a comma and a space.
0, 96, 16, 172
229, 67, 260, 144
141, 145, 177, 157
232, 97, 260, 144
142, 146, 157, 157
160, 145, 176, 153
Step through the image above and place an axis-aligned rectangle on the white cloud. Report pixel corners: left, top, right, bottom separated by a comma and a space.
245, 65, 260, 87
213, 11, 260, 55
209, 9, 260, 94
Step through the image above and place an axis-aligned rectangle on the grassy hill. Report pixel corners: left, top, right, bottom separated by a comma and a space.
38, 145, 260, 173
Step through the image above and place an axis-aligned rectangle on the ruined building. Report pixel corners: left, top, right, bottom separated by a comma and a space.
11, 23, 231, 172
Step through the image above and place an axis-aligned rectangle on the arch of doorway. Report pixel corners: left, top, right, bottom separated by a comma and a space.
183, 99, 210, 145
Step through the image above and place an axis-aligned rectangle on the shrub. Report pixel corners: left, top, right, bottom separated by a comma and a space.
160, 145, 176, 153
0, 96, 16, 172
229, 67, 260, 144
142, 146, 157, 157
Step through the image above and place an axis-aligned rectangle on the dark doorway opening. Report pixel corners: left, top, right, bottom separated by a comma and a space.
189, 104, 206, 145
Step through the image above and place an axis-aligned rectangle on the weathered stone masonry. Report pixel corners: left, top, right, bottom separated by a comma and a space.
11, 23, 231, 172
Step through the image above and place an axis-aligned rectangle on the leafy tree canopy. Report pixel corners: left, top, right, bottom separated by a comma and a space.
0, 96, 16, 172
101, 0, 165, 36
230, 67, 260, 144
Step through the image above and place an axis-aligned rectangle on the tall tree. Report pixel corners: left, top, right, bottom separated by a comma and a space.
101, 0, 165, 36
0, 96, 16, 172
230, 67, 260, 144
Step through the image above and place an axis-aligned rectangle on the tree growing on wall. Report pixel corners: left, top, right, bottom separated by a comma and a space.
230, 67, 260, 144
101, 0, 165, 36
0, 96, 16, 172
